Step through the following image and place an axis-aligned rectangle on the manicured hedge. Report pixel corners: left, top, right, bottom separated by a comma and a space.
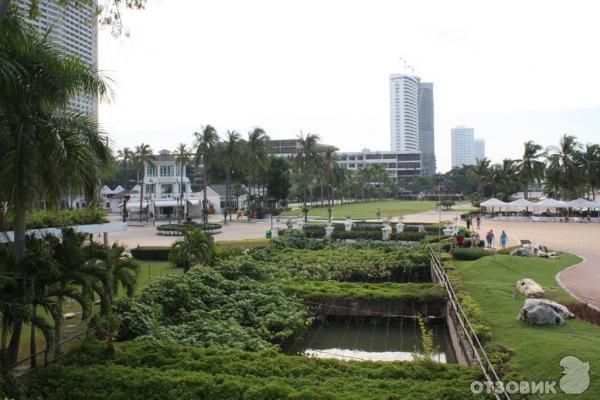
130, 246, 170, 261
156, 222, 222, 233
25, 340, 484, 400
3, 208, 108, 230
391, 232, 427, 241
285, 281, 447, 302
452, 248, 491, 261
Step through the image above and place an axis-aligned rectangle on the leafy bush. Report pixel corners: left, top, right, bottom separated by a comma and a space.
253, 247, 430, 282
25, 340, 484, 400
130, 246, 170, 261
4, 208, 108, 230
452, 248, 491, 261
331, 230, 381, 240
390, 232, 427, 241
115, 266, 312, 350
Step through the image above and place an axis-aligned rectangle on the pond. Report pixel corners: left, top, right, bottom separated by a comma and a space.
284, 318, 456, 363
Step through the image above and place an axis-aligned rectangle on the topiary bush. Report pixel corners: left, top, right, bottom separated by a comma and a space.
130, 246, 170, 261
452, 247, 491, 261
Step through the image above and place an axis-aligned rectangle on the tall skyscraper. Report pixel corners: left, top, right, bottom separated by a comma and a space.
451, 126, 475, 168
16, 0, 98, 117
474, 139, 486, 162
390, 74, 419, 152
417, 82, 436, 175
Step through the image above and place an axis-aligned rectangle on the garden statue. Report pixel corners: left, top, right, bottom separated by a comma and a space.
344, 217, 353, 231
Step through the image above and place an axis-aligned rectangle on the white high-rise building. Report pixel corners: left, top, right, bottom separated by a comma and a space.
451, 126, 475, 168
390, 74, 419, 152
474, 139, 486, 162
16, 0, 98, 117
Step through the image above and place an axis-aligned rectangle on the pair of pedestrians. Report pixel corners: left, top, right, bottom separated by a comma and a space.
484, 229, 508, 249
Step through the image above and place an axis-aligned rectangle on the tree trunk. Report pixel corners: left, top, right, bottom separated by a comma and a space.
7, 206, 26, 364
139, 171, 144, 222
30, 305, 36, 369
1, 316, 9, 369
54, 296, 64, 354
203, 159, 208, 226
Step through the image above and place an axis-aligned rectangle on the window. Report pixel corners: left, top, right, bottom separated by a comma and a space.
160, 165, 174, 177
146, 165, 157, 177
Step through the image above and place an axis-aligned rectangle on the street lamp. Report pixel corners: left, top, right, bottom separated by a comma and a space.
435, 174, 444, 254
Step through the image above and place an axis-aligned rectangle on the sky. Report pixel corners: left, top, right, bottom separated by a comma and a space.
98, 0, 600, 172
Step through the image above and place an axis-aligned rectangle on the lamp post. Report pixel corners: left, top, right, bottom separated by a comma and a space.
435, 174, 443, 254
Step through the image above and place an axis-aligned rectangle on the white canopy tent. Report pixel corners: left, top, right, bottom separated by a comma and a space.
534, 198, 567, 209
507, 198, 534, 210
480, 198, 508, 208
567, 198, 598, 209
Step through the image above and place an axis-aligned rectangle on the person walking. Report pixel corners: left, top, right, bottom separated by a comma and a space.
485, 229, 495, 248
466, 217, 472, 230
376, 208, 381, 220
500, 230, 508, 249
476, 214, 481, 230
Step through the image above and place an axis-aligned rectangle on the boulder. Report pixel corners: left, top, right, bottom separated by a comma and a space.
514, 278, 545, 298
511, 247, 533, 257
524, 298, 574, 319
517, 302, 564, 325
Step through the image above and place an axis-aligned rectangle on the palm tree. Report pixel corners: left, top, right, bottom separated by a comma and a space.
221, 130, 243, 223
549, 134, 581, 200
117, 147, 135, 189
169, 229, 216, 273
498, 159, 518, 201
193, 125, 219, 226
173, 143, 192, 223
246, 128, 270, 205
471, 158, 491, 197
576, 143, 600, 200
516, 141, 545, 199
0, 10, 110, 363
321, 147, 338, 221
133, 144, 155, 222
294, 132, 321, 221
544, 155, 562, 199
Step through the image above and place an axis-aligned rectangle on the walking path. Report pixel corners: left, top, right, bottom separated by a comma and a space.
405, 210, 600, 310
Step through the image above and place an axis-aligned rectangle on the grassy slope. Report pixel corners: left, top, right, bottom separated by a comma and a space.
281, 200, 437, 219
454, 254, 600, 399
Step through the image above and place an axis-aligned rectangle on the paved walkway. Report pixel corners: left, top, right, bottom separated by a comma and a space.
405, 210, 600, 310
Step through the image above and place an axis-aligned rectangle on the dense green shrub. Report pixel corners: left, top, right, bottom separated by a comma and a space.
114, 265, 312, 350
390, 232, 427, 241
331, 230, 381, 240
452, 248, 491, 261
25, 340, 484, 400
4, 208, 108, 230
285, 281, 447, 301
130, 246, 170, 261
253, 247, 430, 282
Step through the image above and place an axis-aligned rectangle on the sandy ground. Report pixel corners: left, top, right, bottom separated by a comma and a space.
106, 209, 600, 309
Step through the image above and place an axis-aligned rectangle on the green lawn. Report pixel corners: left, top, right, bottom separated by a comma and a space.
134, 260, 182, 294
454, 254, 600, 399
282, 200, 437, 220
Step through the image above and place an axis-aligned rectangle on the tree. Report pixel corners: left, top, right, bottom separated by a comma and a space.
193, 125, 219, 226
116, 147, 135, 189
169, 229, 216, 273
321, 147, 338, 221
246, 127, 270, 206
0, 1, 147, 37
294, 132, 321, 221
133, 144, 155, 222
221, 130, 243, 223
472, 158, 491, 197
549, 134, 581, 200
576, 143, 600, 200
173, 143, 191, 223
265, 156, 291, 206
516, 141, 545, 199
0, 10, 110, 363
